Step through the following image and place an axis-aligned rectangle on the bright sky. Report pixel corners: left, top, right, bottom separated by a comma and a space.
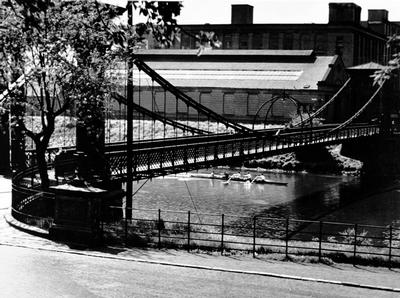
177, 0, 400, 24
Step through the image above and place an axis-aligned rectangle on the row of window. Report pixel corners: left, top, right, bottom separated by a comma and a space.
182, 32, 330, 53
125, 90, 313, 118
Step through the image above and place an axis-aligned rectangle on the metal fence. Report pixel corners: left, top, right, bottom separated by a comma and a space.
103, 207, 400, 268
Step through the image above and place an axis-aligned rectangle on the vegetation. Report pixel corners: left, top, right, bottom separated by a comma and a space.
373, 35, 400, 86
0, 0, 185, 187
103, 211, 400, 268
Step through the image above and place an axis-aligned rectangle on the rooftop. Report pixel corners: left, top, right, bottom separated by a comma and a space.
137, 49, 314, 57
347, 62, 385, 70
134, 50, 340, 90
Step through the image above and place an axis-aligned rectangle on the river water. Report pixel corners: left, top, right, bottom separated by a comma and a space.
130, 169, 400, 228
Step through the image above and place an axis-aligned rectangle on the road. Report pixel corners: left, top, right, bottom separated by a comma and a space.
0, 244, 398, 298
1, 174, 399, 297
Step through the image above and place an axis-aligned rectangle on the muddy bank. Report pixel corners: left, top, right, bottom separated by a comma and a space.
244, 144, 362, 176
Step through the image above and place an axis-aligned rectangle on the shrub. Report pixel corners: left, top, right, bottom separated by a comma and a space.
339, 228, 372, 246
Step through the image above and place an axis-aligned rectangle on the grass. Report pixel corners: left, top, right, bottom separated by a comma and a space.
103, 217, 400, 268
24, 116, 280, 150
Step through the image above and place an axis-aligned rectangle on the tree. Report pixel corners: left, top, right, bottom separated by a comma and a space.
0, 0, 184, 188
373, 34, 400, 85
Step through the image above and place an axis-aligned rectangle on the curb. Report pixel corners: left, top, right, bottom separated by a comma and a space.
4, 214, 49, 238
0, 241, 399, 294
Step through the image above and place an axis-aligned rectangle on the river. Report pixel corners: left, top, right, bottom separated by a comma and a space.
130, 169, 400, 229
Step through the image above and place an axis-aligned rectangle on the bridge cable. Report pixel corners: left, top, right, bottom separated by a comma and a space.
184, 180, 203, 225
330, 80, 386, 133
133, 58, 252, 133
293, 78, 352, 128
111, 92, 208, 135
131, 177, 150, 198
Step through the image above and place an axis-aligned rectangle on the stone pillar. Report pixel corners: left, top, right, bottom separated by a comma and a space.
49, 183, 124, 246
75, 96, 107, 181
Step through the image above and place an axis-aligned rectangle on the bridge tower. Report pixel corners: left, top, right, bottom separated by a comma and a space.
342, 62, 400, 177
347, 62, 399, 134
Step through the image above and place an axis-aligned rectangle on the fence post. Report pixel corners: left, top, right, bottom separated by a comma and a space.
318, 221, 323, 262
353, 223, 358, 264
285, 218, 289, 258
158, 209, 161, 249
253, 216, 257, 258
124, 207, 128, 246
221, 214, 224, 255
389, 225, 393, 268
187, 211, 191, 252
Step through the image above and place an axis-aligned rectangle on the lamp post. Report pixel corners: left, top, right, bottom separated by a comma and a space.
126, 1, 134, 221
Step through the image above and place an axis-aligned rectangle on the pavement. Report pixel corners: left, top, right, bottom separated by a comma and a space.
1, 174, 400, 297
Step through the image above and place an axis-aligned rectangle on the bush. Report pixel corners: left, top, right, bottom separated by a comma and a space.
339, 228, 372, 246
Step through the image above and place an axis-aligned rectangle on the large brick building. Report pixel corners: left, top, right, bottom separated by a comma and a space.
133, 49, 348, 123
175, 2, 400, 68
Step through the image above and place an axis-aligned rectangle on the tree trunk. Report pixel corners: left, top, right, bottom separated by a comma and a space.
36, 147, 50, 189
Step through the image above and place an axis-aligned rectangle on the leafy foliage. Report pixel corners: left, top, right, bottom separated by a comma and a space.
0, 0, 182, 186
0, 0, 220, 187
339, 227, 372, 246
373, 34, 400, 86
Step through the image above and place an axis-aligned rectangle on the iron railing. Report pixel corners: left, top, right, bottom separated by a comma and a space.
105, 124, 380, 179
103, 207, 400, 268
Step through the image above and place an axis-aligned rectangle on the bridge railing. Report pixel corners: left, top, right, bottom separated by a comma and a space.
12, 123, 381, 231
11, 165, 56, 230
105, 124, 380, 178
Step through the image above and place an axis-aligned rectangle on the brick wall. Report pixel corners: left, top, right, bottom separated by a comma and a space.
117, 87, 329, 124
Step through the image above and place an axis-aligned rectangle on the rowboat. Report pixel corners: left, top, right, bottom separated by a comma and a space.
189, 173, 287, 186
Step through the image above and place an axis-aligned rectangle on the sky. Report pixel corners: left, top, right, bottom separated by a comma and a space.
176, 0, 400, 24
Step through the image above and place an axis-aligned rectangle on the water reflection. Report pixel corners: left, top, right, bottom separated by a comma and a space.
130, 170, 400, 228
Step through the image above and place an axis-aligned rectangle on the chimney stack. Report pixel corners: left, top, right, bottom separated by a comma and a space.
368, 10, 388, 22
231, 4, 253, 25
329, 3, 361, 25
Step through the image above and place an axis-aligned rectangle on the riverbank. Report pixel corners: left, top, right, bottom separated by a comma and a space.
244, 144, 363, 176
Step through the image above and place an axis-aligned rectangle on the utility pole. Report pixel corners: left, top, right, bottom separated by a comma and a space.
126, 1, 133, 220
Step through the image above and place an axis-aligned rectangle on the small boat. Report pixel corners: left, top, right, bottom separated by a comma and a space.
252, 179, 288, 186
190, 173, 287, 186
189, 173, 226, 180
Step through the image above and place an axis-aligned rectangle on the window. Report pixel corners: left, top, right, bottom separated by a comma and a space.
269, 33, 279, 49
252, 33, 263, 49
335, 36, 344, 56
300, 34, 312, 50
239, 33, 249, 49
315, 34, 327, 54
282, 33, 293, 50
200, 92, 213, 111
223, 34, 232, 49
223, 93, 235, 115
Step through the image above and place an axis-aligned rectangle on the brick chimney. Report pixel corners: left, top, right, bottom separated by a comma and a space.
368, 10, 388, 22
329, 3, 361, 25
231, 4, 253, 25
367, 9, 389, 35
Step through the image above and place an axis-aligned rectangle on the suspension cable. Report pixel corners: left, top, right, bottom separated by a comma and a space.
330, 80, 386, 133
131, 177, 150, 198
184, 180, 203, 225
294, 78, 352, 127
